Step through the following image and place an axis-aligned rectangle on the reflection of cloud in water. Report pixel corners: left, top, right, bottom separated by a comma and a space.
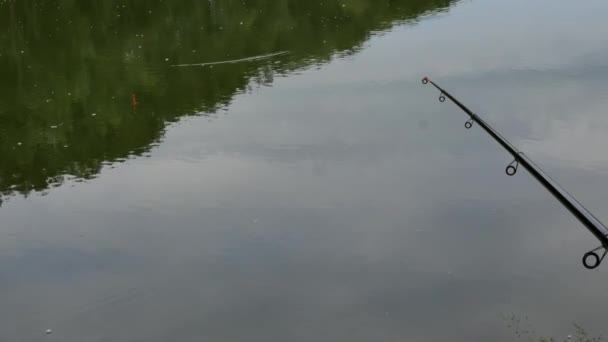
430, 64, 608, 172
520, 118, 608, 171
0, 246, 124, 288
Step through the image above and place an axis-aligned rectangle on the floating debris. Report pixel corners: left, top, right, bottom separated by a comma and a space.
171, 51, 289, 67
91, 113, 97, 117
46, 329, 52, 335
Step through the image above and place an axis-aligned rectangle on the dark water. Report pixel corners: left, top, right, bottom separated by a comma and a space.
2, 0, 608, 341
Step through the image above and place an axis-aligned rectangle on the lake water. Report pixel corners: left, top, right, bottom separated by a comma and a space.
2, 0, 608, 341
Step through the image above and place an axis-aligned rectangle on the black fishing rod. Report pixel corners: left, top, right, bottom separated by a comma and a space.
422, 77, 608, 269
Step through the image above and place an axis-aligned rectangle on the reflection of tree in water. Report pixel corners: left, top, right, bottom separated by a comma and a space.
0, 0, 453, 201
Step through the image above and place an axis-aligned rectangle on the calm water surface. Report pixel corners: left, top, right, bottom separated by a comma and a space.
2, 0, 608, 341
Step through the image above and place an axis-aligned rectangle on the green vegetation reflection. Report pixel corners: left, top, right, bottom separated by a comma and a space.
0, 0, 452, 201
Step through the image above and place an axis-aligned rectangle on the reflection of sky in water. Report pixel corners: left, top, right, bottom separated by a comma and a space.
2, 0, 608, 341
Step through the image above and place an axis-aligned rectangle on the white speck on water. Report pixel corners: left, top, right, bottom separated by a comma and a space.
240, 21, 243, 25
64, 145, 69, 148
91, 113, 97, 116
20, 50, 24, 54
68, 92, 71, 96
46, 329, 52, 335
165, 58, 169, 61
17, 142, 22, 146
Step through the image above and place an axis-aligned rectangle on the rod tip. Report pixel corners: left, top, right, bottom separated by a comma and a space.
422, 77, 429, 84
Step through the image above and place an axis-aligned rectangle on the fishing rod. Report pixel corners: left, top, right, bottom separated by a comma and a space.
422, 77, 608, 269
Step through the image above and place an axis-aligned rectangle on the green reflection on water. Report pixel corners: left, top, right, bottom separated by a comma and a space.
0, 0, 452, 201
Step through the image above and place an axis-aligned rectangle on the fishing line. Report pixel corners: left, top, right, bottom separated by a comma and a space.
422, 77, 608, 269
